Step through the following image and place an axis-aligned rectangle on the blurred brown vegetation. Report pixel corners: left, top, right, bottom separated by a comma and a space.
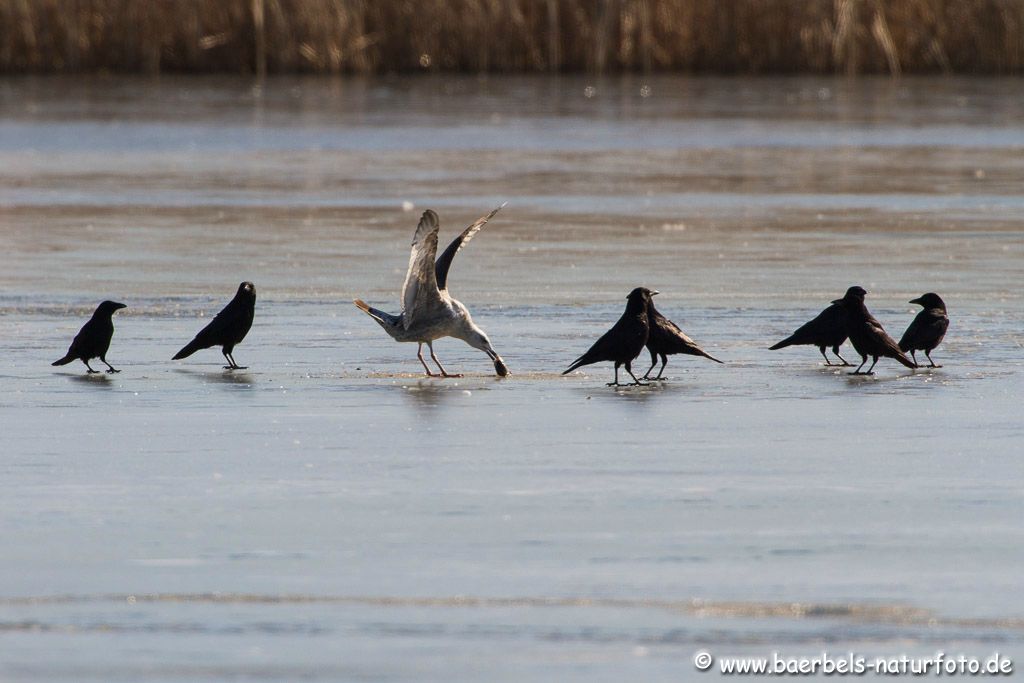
2, 0, 1023, 75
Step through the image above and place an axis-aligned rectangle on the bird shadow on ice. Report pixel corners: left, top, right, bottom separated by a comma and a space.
569, 379, 678, 404
67, 373, 114, 388
841, 369, 932, 390
172, 368, 256, 387
397, 380, 481, 412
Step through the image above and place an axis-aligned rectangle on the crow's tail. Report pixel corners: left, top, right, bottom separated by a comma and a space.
172, 338, 203, 360
769, 335, 796, 351
52, 353, 75, 366
700, 349, 725, 364
894, 350, 917, 369
562, 353, 595, 375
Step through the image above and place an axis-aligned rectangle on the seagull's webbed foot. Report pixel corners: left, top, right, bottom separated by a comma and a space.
441, 372, 464, 379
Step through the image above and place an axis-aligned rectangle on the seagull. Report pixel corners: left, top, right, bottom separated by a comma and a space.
354, 207, 509, 378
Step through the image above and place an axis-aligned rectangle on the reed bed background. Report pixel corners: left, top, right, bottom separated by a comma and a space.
2, 0, 1023, 75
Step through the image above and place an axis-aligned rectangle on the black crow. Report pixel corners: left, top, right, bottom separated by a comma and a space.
563, 287, 655, 386
52, 300, 127, 373
832, 286, 916, 375
769, 301, 851, 366
899, 292, 949, 368
643, 299, 723, 380
173, 282, 256, 370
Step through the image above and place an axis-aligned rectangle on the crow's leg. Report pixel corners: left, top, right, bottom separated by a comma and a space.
654, 353, 668, 380
607, 363, 621, 386
222, 350, 240, 370
642, 350, 658, 380
625, 361, 648, 386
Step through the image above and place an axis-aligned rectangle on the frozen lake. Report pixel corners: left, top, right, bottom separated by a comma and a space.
1, 75, 1022, 681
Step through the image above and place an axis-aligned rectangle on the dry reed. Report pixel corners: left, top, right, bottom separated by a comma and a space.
1, 0, 1022, 75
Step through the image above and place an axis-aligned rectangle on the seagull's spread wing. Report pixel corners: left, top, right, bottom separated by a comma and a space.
401, 210, 442, 329
435, 203, 505, 292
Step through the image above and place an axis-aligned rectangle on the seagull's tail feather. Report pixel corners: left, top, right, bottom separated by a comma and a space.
354, 300, 403, 333
353, 298, 374, 315
354, 299, 387, 325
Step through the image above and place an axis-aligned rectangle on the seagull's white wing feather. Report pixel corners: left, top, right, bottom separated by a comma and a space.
401, 210, 442, 329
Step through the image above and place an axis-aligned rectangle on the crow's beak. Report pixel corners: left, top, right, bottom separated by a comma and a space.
909, 297, 922, 305
115, 303, 127, 310
651, 290, 660, 296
